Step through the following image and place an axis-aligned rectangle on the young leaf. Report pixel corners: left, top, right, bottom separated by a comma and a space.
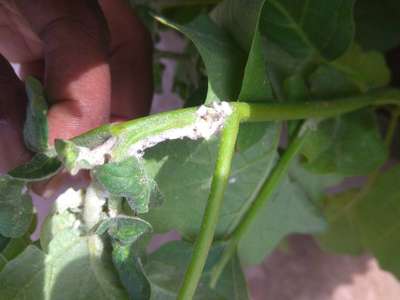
317, 166, 400, 278
23, 76, 49, 153
144, 240, 249, 299
93, 157, 162, 214
112, 243, 150, 300
0, 177, 33, 238
0, 230, 128, 300
301, 110, 387, 176
96, 216, 152, 245
8, 153, 62, 182
154, 14, 246, 102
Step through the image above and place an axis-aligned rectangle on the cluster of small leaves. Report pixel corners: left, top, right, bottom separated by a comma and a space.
1, 1, 400, 299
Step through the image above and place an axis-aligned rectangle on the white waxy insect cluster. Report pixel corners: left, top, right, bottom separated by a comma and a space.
70, 137, 117, 175
128, 101, 233, 157
66, 102, 233, 172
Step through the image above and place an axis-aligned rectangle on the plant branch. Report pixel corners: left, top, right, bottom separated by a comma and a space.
210, 121, 310, 287
73, 89, 400, 148
177, 111, 241, 300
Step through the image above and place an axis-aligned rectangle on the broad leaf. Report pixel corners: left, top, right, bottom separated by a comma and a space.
288, 159, 343, 205
0, 230, 128, 300
238, 175, 327, 265
154, 14, 246, 102
317, 166, 400, 278
93, 157, 162, 214
301, 110, 387, 176
258, 0, 355, 98
143, 123, 280, 239
260, 0, 355, 61
212, 0, 274, 102
317, 191, 364, 255
0, 177, 33, 238
23, 76, 48, 152
144, 240, 249, 299
310, 44, 391, 97
8, 154, 62, 182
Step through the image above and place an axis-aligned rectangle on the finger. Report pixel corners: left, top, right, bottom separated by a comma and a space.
16, 0, 111, 142
99, 0, 153, 121
0, 54, 30, 172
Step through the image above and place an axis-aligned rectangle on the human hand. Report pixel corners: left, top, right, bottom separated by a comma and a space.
0, 0, 153, 173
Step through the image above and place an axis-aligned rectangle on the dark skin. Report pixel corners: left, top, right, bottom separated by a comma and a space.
0, 0, 153, 173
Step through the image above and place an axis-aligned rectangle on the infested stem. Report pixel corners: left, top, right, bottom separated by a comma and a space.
177, 111, 241, 300
74, 89, 400, 149
210, 121, 309, 287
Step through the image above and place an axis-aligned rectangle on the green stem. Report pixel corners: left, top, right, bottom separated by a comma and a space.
73, 90, 400, 147
177, 111, 241, 300
236, 90, 400, 122
210, 122, 309, 287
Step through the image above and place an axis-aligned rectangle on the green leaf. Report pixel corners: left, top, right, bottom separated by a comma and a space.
317, 191, 364, 255
354, 0, 400, 51
258, 0, 355, 98
317, 166, 400, 278
93, 157, 162, 214
260, 0, 355, 61
23, 76, 48, 153
301, 110, 387, 176
288, 159, 343, 205
310, 44, 391, 97
237, 175, 327, 265
112, 243, 150, 300
96, 216, 152, 245
0, 230, 128, 300
8, 154, 62, 182
0, 177, 33, 238
144, 240, 249, 299
212, 0, 274, 102
155, 14, 246, 101
0, 235, 9, 253
143, 123, 280, 239
0, 229, 33, 272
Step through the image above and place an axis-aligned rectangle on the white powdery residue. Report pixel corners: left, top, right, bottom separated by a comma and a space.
71, 137, 117, 175
54, 188, 84, 213
128, 101, 233, 157
83, 184, 106, 231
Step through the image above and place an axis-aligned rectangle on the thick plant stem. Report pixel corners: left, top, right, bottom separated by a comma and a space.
210, 122, 309, 287
74, 90, 400, 146
177, 112, 241, 300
